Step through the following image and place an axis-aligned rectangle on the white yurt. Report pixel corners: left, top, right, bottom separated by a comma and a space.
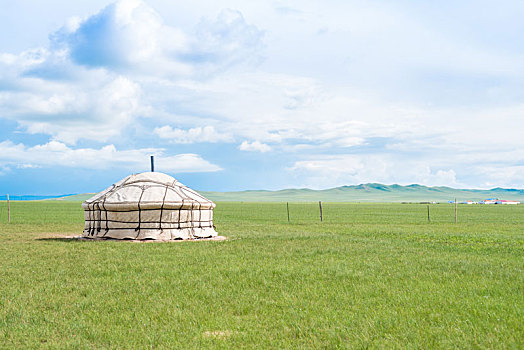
82, 172, 217, 240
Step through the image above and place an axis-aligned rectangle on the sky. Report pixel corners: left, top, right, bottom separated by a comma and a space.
1, 0, 524, 195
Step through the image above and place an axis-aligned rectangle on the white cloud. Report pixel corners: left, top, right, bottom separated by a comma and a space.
7, 0, 514, 152
50, 0, 191, 76
0, 73, 142, 144
474, 165, 524, 189
0, 0, 264, 145
290, 150, 523, 189
0, 165, 10, 176
17, 164, 42, 169
153, 125, 233, 143
239, 140, 271, 152
158, 153, 222, 173
0, 140, 221, 173
290, 155, 461, 189
166, 72, 423, 147
49, 1, 263, 76
189, 9, 265, 72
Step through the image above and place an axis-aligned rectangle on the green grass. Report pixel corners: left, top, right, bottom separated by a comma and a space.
0, 201, 523, 348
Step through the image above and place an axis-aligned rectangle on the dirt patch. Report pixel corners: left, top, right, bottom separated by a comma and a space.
203, 330, 233, 338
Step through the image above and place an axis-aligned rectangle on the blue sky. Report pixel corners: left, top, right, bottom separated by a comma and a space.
1, 0, 524, 195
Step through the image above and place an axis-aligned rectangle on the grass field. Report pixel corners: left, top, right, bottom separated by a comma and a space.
0, 201, 523, 348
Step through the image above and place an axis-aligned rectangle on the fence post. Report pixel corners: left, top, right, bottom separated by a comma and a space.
319, 201, 323, 222
7, 194, 10, 223
286, 202, 290, 223
455, 198, 457, 224
427, 204, 430, 222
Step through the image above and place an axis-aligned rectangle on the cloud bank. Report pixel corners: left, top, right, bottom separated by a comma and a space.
1, 0, 524, 191
0, 140, 221, 173
153, 125, 233, 143
0, 0, 264, 145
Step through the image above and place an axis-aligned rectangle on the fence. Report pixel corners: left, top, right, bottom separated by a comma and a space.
214, 202, 524, 225
2, 200, 524, 226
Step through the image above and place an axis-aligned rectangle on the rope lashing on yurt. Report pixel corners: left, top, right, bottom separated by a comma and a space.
159, 184, 170, 232
178, 198, 184, 230
198, 201, 202, 229
82, 172, 217, 240
87, 204, 93, 236
189, 201, 195, 239
102, 198, 109, 237
96, 202, 101, 234
135, 186, 146, 239
84, 182, 118, 237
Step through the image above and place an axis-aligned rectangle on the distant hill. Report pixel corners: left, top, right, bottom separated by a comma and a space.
198, 183, 524, 202
7, 183, 524, 202
0, 194, 73, 201
54, 193, 96, 201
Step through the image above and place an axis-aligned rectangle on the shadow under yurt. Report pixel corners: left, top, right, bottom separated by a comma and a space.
82, 172, 218, 240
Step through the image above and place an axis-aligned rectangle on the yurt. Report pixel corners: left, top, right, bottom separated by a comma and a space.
82, 172, 217, 240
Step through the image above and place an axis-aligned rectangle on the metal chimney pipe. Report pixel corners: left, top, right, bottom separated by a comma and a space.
150, 155, 155, 172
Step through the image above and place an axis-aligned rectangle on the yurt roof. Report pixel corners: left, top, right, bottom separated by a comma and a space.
82, 172, 215, 210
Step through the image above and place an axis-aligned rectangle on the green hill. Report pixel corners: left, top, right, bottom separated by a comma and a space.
56, 184, 524, 202
199, 183, 524, 202
54, 193, 96, 201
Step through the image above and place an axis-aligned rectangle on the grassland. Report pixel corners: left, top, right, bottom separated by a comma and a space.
0, 201, 523, 348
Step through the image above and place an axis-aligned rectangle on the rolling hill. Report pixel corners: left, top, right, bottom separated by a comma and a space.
44, 183, 524, 202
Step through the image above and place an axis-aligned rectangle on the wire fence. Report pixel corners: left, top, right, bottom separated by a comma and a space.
215, 202, 524, 226
1, 200, 524, 226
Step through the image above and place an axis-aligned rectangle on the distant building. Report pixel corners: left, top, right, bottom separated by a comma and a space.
495, 200, 520, 205
481, 198, 498, 204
